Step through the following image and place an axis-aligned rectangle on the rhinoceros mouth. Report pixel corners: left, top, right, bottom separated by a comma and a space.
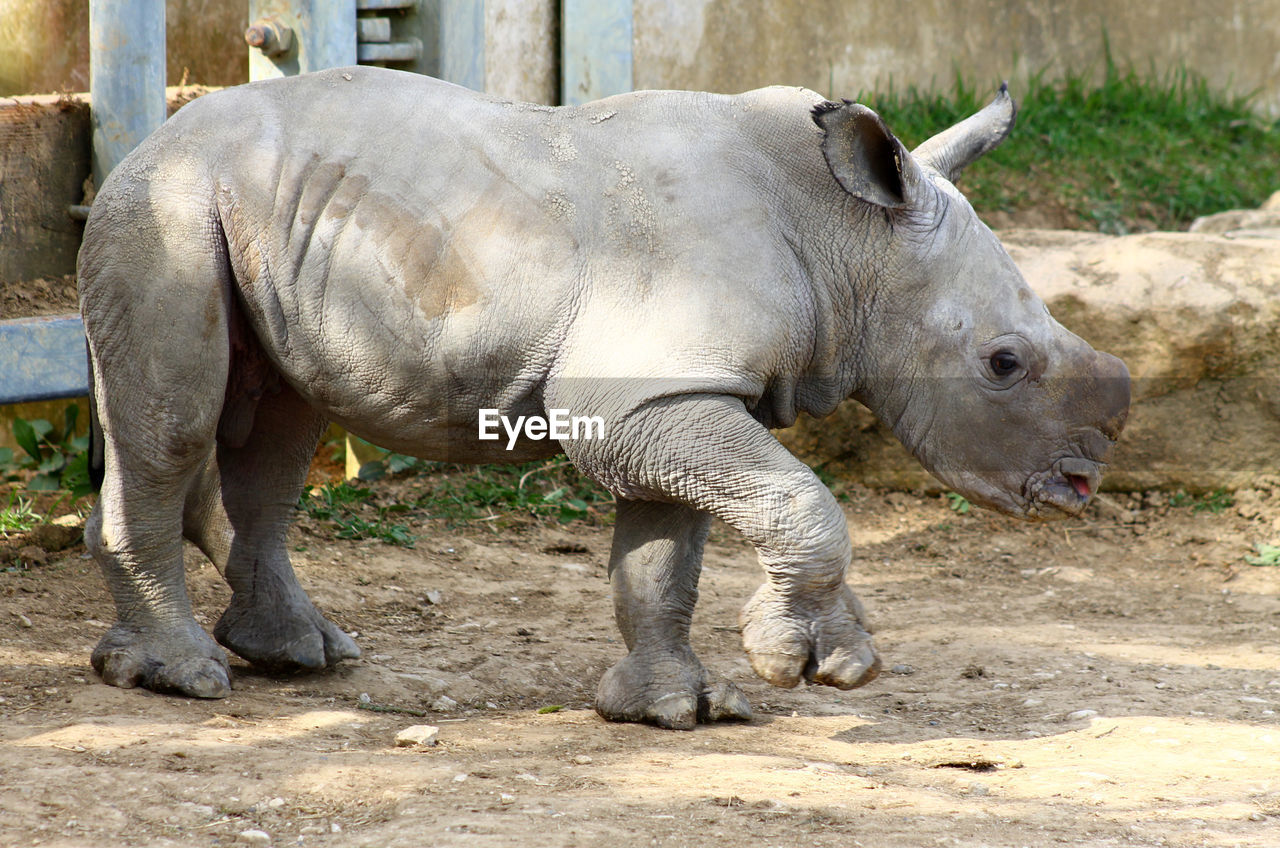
1025, 456, 1106, 518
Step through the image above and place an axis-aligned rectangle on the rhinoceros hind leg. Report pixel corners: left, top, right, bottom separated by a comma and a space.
186, 381, 360, 673
594, 500, 750, 729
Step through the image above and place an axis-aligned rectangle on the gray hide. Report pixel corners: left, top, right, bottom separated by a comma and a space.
78, 68, 1129, 729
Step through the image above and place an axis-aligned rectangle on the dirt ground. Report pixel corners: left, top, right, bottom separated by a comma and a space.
3, 476, 1280, 848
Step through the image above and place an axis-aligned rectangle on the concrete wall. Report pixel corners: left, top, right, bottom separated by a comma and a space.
634, 0, 1280, 116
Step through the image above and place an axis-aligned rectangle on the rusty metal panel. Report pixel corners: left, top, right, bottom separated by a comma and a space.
0, 315, 89, 404
561, 0, 632, 105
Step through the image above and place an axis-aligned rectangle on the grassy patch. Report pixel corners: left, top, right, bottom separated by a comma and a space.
1168, 489, 1235, 514
861, 56, 1280, 233
298, 480, 418, 547
299, 455, 615, 544
398, 457, 615, 527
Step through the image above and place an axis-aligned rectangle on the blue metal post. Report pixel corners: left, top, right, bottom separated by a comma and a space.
88, 0, 167, 188
561, 0, 632, 105
439, 0, 484, 91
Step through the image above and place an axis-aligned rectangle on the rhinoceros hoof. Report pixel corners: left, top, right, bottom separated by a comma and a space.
92, 623, 232, 698
595, 648, 752, 730
214, 595, 360, 673
740, 583, 881, 690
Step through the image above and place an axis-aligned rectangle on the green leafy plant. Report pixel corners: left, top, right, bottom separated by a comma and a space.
1245, 543, 1280, 567
2, 404, 92, 497
946, 492, 972, 515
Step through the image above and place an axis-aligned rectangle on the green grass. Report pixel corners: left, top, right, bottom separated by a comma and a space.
861, 57, 1280, 234
1168, 488, 1235, 514
0, 492, 38, 538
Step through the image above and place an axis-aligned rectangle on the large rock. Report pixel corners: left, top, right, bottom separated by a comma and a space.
779, 227, 1280, 492
1189, 190, 1280, 236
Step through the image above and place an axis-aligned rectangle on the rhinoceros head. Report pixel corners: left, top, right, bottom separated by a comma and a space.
812, 87, 1130, 519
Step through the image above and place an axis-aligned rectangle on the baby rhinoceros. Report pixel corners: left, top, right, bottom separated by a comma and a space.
78, 68, 1129, 729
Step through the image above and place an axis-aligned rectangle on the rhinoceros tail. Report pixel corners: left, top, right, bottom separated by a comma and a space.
86, 340, 105, 492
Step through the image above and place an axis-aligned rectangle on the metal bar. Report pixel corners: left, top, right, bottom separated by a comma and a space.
249, 0, 357, 81
357, 0, 418, 10
561, 0, 633, 105
357, 40, 423, 62
357, 17, 393, 43
439, 0, 484, 90
0, 316, 90, 405
88, 0, 166, 187
68, 205, 92, 221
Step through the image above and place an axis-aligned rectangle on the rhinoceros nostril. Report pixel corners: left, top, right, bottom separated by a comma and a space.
1066, 474, 1092, 498
1058, 457, 1100, 499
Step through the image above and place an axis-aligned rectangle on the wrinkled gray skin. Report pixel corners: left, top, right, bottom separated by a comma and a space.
78, 67, 1129, 729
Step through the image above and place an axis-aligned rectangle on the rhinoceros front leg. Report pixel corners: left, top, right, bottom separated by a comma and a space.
569, 393, 879, 702
596, 499, 752, 729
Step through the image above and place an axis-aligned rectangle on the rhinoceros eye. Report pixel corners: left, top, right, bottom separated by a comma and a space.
989, 350, 1020, 378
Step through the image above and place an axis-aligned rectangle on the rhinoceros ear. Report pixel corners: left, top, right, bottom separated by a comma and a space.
911, 83, 1017, 182
812, 100, 922, 209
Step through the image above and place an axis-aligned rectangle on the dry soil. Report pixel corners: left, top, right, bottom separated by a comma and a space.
4, 478, 1280, 848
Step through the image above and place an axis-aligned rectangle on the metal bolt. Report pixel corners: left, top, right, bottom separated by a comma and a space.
244, 17, 294, 58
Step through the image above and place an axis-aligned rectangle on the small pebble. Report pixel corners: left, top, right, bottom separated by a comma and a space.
266, 797, 285, 808
1249, 812, 1267, 822
358, 692, 371, 704
432, 695, 459, 711
500, 793, 516, 805
17, 613, 32, 628
572, 755, 593, 765
1067, 709, 1099, 721
237, 830, 271, 846
890, 664, 915, 675
395, 725, 440, 747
